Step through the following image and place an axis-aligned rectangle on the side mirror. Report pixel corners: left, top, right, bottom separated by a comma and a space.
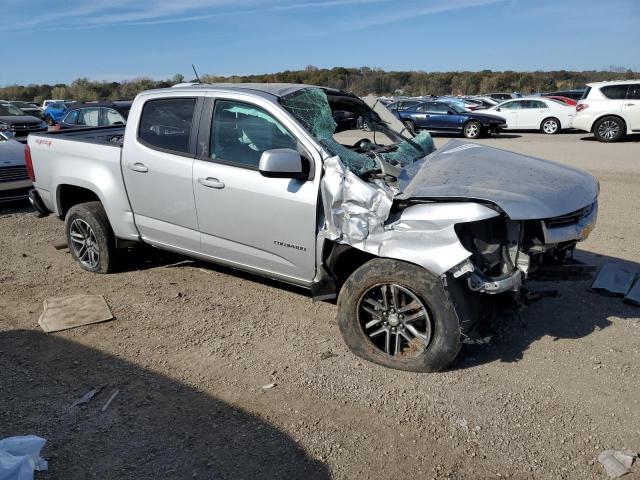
495, 107, 501, 112
259, 148, 308, 180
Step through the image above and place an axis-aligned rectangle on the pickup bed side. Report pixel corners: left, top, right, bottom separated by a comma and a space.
28, 126, 140, 241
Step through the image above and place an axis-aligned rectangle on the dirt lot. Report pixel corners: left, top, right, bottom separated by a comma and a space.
1, 131, 639, 479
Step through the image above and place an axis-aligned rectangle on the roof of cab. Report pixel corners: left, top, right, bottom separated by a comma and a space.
152, 82, 320, 98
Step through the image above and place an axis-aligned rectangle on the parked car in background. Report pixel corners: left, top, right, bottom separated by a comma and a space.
478, 97, 574, 134
395, 101, 506, 138
542, 95, 577, 106
0, 102, 48, 142
8, 101, 44, 119
545, 89, 586, 101
485, 92, 518, 101
573, 80, 640, 142
468, 96, 501, 109
437, 97, 482, 111
42, 99, 67, 109
0, 131, 31, 201
385, 99, 423, 113
43, 102, 75, 126
58, 101, 132, 130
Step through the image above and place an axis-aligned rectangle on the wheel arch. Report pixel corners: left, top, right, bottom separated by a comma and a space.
591, 114, 627, 133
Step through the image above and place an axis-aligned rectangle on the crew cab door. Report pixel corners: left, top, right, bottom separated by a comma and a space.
122, 94, 204, 252
192, 95, 320, 284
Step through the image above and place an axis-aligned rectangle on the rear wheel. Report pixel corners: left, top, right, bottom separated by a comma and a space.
64, 201, 117, 274
337, 259, 461, 372
593, 116, 625, 142
463, 121, 482, 139
540, 117, 560, 134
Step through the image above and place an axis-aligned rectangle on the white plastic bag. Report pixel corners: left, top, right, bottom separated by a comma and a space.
0, 436, 48, 480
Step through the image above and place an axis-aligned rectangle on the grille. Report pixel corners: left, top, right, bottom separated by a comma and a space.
11, 124, 42, 132
0, 166, 29, 183
545, 205, 591, 228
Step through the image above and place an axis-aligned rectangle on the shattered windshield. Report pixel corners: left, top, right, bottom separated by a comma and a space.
279, 88, 435, 176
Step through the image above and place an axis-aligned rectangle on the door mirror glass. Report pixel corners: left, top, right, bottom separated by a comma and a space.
258, 148, 307, 180
495, 107, 501, 112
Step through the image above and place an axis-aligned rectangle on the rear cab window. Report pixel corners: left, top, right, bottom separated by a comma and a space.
138, 98, 197, 155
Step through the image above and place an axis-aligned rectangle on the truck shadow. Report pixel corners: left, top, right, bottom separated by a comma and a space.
0, 329, 330, 480
454, 250, 640, 370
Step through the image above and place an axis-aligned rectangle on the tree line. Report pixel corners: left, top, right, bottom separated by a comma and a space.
1, 67, 637, 103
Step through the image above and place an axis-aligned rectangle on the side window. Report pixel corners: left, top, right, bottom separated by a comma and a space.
63, 110, 78, 125
104, 108, 125, 126
210, 100, 297, 169
601, 85, 629, 100
626, 84, 640, 100
527, 100, 547, 108
414, 104, 426, 112
77, 108, 101, 127
138, 98, 196, 155
427, 103, 448, 114
500, 101, 521, 110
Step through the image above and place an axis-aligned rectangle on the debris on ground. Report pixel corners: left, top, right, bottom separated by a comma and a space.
69, 386, 103, 409
320, 351, 338, 360
261, 383, 276, 390
52, 241, 67, 250
101, 389, 120, 412
0, 435, 48, 479
597, 450, 637, 478
38, 295, 113, 333
590, 263, 637, 297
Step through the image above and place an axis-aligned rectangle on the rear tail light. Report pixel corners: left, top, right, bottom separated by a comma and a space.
24, 145, 35, 182
576, 104, 589, 112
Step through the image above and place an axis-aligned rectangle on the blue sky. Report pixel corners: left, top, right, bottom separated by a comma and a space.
2, 0, 639, 85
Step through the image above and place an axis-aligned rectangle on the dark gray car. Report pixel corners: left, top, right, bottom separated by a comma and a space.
0, 103, 47, 142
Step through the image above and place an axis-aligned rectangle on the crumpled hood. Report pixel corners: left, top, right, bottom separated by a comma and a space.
396, 140, 599, 220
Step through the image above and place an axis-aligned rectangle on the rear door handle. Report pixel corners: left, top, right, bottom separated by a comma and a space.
129, 162, 148, 173
198, 177, 225, 189
625, 103, 635, 106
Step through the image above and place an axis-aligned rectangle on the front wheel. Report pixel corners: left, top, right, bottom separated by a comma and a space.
337, 259, 461, 372
64, 201, 117, 273
540, 117, 560, 134
463, 121, 482, 139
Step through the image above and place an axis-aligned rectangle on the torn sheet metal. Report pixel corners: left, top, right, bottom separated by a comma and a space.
320, 156, 499, 276
397, 140, 599, 220
623, 278, 640, 306
361, 94, 413, 139
590, 263, 637, 297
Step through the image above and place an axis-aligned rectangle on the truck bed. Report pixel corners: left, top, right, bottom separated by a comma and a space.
34, 125, 126, 145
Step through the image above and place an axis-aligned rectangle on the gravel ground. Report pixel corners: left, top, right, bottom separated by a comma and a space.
1, 131, 639, 479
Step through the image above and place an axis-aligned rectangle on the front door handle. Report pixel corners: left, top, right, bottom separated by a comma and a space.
625, 103, 635, 106
198, 177, 225, 189
129, 162, 148, 173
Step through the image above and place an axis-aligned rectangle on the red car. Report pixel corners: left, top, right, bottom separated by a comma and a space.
543, 95, 577, 106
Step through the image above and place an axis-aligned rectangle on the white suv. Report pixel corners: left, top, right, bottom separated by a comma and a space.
573, 80, 640, 142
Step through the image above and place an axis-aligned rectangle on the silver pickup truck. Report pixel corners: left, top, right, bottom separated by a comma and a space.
26, 83, 599, 372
